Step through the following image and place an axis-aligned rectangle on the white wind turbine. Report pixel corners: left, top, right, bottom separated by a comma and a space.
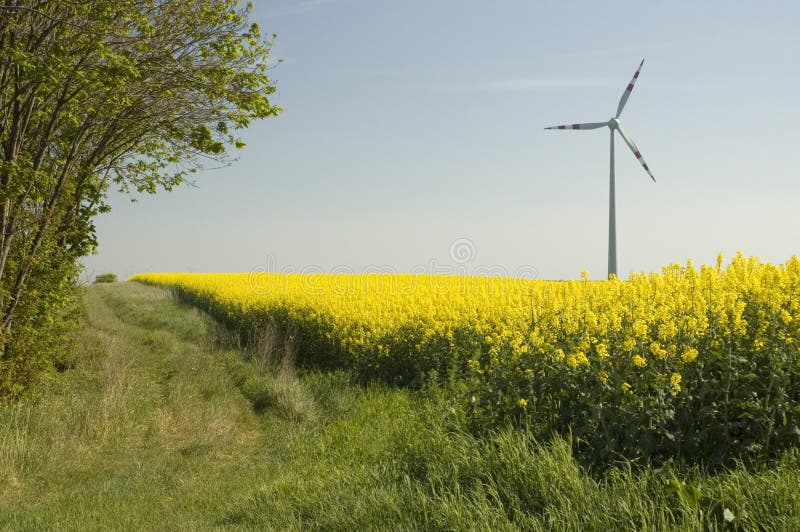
545, 59, 655, 279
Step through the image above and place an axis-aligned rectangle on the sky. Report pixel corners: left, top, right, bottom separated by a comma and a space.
82, 0, 800, 281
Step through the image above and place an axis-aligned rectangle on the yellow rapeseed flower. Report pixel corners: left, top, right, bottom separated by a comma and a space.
566, 351, 589, 369
622, 337, 637, 351
681, 347, 699, 363
129, 254, 800, 425
595, 343, 609, 359
649, 342, 667, 359
670, 373, 682, 395
632, 319, 648, 338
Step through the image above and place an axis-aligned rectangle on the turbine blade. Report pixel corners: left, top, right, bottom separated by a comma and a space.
615, 59, 644, 118
544, 122, 608, 131
616, 125, 655, 182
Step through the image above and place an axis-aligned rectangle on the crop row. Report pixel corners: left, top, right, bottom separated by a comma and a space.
131, 253, 800, 466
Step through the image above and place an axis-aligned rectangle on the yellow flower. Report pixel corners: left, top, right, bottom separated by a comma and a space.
632, 319, 648, 338
566, 351, 589, 369
517, 398, 528, 408
130, 255, 800, 426
595, 343, 609, 359
622, 337, 636, 351
681, 347, 698, 363
649, 341, 667, 359
670, 373, 682, 395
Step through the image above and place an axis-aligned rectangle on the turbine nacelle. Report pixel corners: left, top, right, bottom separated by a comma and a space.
608, 118, 620, 130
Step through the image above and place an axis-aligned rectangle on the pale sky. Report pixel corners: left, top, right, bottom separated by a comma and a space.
83, 0, 800, 281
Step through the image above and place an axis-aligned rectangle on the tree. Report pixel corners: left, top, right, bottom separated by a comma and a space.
0, 0, 280, 395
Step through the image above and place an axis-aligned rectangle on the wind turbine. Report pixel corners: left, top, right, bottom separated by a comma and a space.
545, 59, 655, 279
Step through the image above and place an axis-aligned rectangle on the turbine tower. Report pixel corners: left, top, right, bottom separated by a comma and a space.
545, 59, 655, 279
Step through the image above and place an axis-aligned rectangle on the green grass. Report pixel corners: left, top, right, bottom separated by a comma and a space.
1, 283, 799, 530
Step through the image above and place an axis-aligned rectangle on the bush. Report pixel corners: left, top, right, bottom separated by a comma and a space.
94, 273, 118, 284
0, 257, 79, 398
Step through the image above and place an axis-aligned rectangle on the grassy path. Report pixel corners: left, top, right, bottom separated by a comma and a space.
0, 283, 276, 528
1, 283, 799, 530
0, 283, 507, 530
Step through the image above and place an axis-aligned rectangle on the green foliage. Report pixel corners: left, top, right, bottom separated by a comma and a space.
2, 283, 799, 529
0, 248, 80, 399
463, 258, 800, 469
94, 273, 117, 283
0, 0, 279, 394
148, 257, 800, 469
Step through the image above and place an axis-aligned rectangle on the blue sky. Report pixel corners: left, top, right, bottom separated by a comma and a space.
83, 0, 800, 281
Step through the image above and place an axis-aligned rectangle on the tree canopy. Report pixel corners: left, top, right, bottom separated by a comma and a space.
0, 0, 280, 395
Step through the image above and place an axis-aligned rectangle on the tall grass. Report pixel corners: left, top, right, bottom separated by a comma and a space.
0, 283, 798, 530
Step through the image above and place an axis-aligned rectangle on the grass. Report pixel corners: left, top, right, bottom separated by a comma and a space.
0, 282, 798, 530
